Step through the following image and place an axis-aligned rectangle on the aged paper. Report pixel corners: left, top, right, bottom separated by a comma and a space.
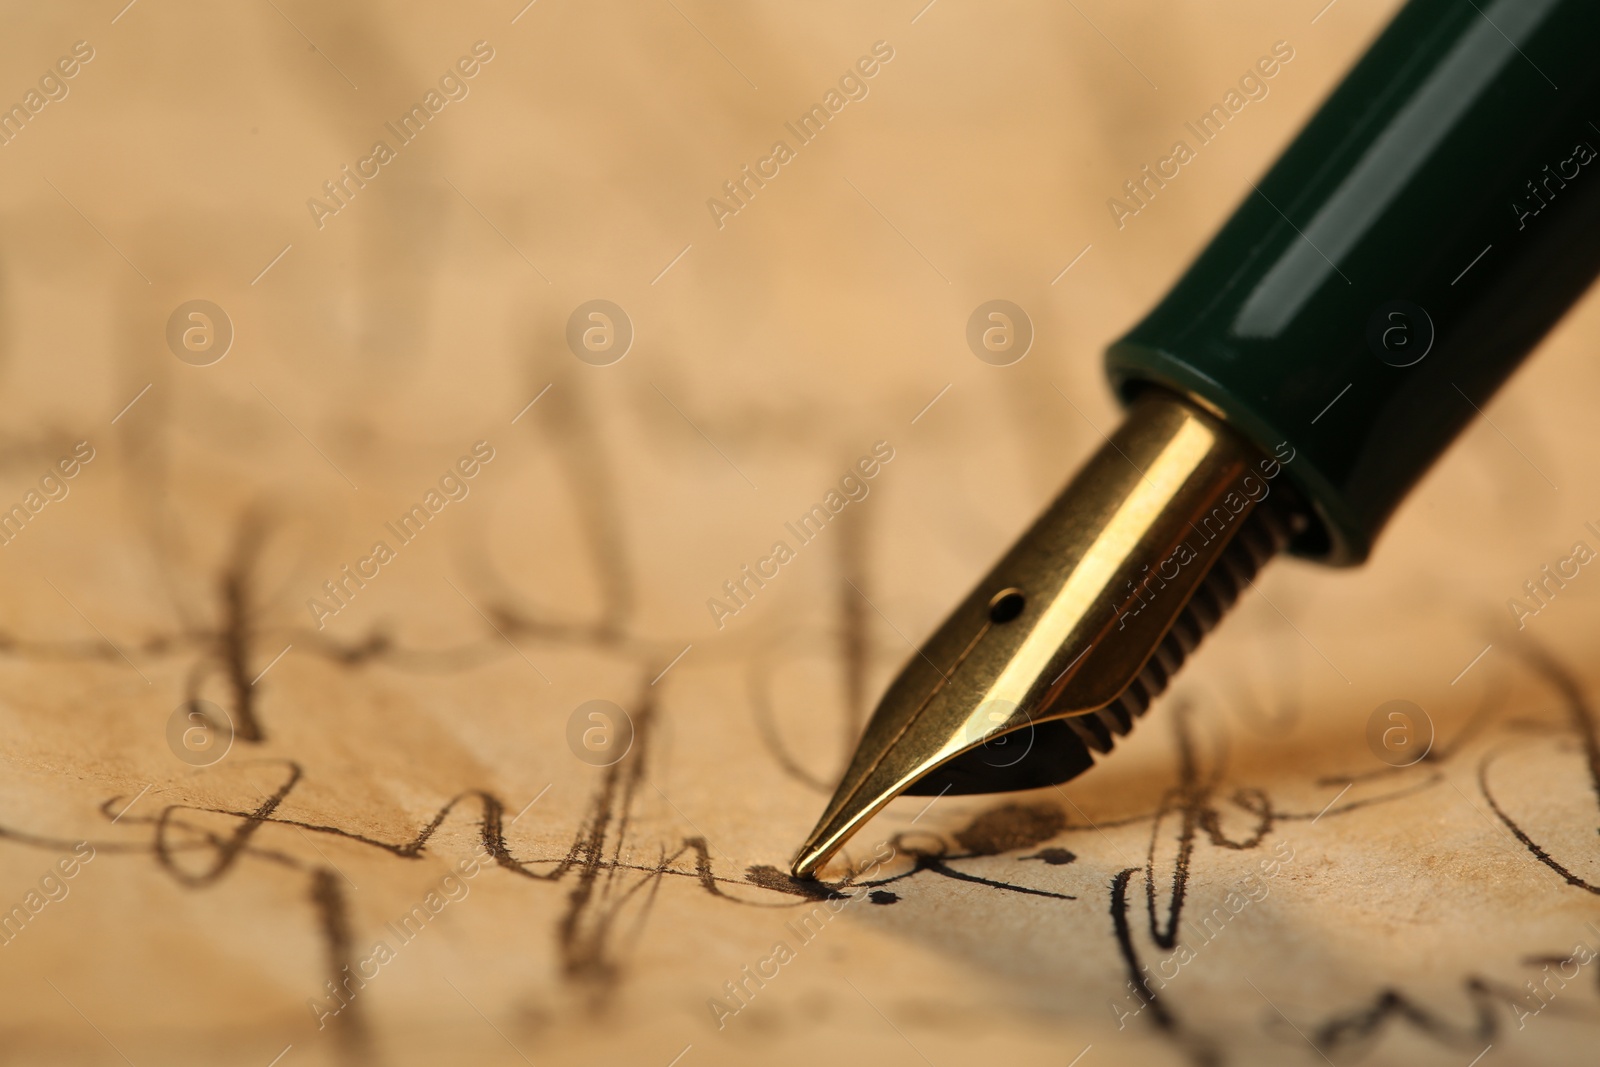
2, 2, 1599, 1065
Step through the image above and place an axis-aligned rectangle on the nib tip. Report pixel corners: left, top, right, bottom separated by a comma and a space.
788, 842, 827, 881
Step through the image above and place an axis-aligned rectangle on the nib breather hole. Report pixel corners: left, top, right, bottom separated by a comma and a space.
988, 588, 1026, 624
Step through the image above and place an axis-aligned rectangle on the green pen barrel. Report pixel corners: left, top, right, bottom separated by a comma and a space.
1106, 0, 1600, 564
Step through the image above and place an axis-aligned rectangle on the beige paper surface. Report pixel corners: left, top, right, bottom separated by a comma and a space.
2, 2, 1599, 1065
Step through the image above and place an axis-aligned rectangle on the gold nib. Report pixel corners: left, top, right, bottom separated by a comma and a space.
790, 391, 1294, 879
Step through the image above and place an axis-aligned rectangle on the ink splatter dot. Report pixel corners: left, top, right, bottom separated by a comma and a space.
1022, 848, 1077, 865
868, 890, 899, 905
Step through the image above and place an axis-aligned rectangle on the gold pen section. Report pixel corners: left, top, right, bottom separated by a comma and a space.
791, 391, 1283, 879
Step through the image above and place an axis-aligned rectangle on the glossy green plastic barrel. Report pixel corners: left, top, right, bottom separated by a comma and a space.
1107, 0, 1600, 564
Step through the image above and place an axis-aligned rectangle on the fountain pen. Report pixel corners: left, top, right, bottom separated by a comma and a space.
792, 0, 1600, 879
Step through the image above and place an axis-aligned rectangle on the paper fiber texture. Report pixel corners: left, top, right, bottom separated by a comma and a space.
3, 2, 1599, 1065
